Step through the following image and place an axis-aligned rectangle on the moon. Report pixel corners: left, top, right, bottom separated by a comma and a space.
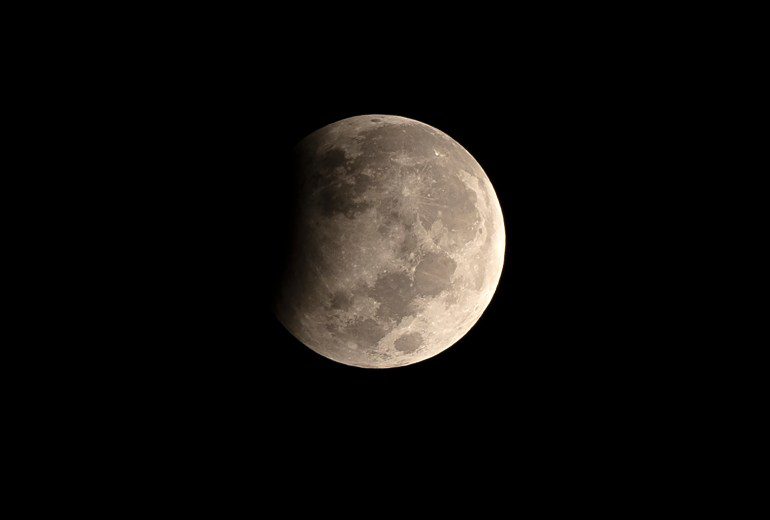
275, 115, 505, 368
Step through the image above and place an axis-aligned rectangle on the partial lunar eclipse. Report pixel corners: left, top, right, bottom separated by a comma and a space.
275, 115, 505, 368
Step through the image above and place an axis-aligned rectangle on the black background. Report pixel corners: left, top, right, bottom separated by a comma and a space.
102, 23, 685, 455
19, 7, 729, 506
145, 69, 652, 422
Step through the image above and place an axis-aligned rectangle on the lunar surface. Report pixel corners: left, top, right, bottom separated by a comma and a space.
275, 115, 505, 368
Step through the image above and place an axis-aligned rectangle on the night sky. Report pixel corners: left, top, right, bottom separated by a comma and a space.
48, 9, 699, 503
127, 43, 666, 445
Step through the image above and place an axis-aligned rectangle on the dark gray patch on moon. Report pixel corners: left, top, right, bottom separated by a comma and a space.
373, 272, 417, 321
330, 291, 352, 310
320, 147, 347, 169
343, 318, 388, 348
394, 332, 423, 354
320, 183, 370, 218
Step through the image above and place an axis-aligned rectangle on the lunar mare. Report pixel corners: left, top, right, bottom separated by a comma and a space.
275, 115, 505, 368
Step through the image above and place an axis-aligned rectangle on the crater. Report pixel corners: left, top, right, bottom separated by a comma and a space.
394, 332, 423, 354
